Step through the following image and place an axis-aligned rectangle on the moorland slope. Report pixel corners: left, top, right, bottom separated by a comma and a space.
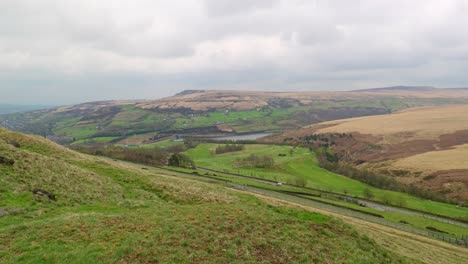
270, 105, 468, 201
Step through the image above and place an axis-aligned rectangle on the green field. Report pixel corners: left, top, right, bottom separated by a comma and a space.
70, 136, 119, 145
137, 138, 184, 149
185, 143, 468, 220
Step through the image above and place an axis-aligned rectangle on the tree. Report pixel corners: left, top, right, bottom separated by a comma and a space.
168, 153, 195, 169
362, 188, 374, 199
396, 196, 407, 207
295, 177, 307, 187
381, 194, 395, 205
184, 139, 198, 149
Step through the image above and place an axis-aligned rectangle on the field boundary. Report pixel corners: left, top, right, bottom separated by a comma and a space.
196, 166, 468, 227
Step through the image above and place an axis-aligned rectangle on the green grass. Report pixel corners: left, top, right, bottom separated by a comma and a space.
71, 137, 119, 145
185, 143, 468, 220
1, 201, 404, 264
0, 128, 410, 263
54, 124, 98, 139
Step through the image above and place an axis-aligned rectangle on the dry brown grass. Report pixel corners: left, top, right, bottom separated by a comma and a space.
392, 144, 468, 172
314, 105, 468, 144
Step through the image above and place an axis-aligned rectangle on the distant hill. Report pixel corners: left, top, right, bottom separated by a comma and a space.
2, 86, 468, 145
138, 87, 468, 112
352, 85, 438, 92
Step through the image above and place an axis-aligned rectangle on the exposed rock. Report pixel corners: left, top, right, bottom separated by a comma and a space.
32, 189, 57, 201
7, 140, 20, 148
0, 209, 7, 217
0, 156, 14, 165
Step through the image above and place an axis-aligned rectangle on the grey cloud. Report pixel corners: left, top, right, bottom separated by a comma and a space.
203, 0, 279, 16
1, 0, 468, 104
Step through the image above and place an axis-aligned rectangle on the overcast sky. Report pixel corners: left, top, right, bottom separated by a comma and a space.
1, 0, 468, 104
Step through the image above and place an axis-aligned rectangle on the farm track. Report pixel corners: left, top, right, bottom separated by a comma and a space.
197, 166, 468, 228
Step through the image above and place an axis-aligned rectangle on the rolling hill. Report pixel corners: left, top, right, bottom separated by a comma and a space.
0, 127, 417, 263
2, 87, 468, 146
268, 105, 468, 202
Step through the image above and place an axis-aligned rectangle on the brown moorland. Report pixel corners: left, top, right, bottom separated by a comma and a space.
136, 87, 468, 112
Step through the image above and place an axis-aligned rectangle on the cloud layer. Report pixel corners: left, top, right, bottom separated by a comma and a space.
1, 0, 468, 104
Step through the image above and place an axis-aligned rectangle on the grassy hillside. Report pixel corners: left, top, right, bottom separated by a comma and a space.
274, 105, 468, 202
0, 128, 410, 263
185, 144, 468, 220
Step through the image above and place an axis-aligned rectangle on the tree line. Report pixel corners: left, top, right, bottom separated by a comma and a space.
72, 144, 195, 169
234, 154, 274, 169
214, 144, 245, 154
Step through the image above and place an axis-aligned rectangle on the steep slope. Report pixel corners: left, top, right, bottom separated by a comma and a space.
0, 128, 408, 263
269, 105, 468, 201
2, 87, 468, 145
